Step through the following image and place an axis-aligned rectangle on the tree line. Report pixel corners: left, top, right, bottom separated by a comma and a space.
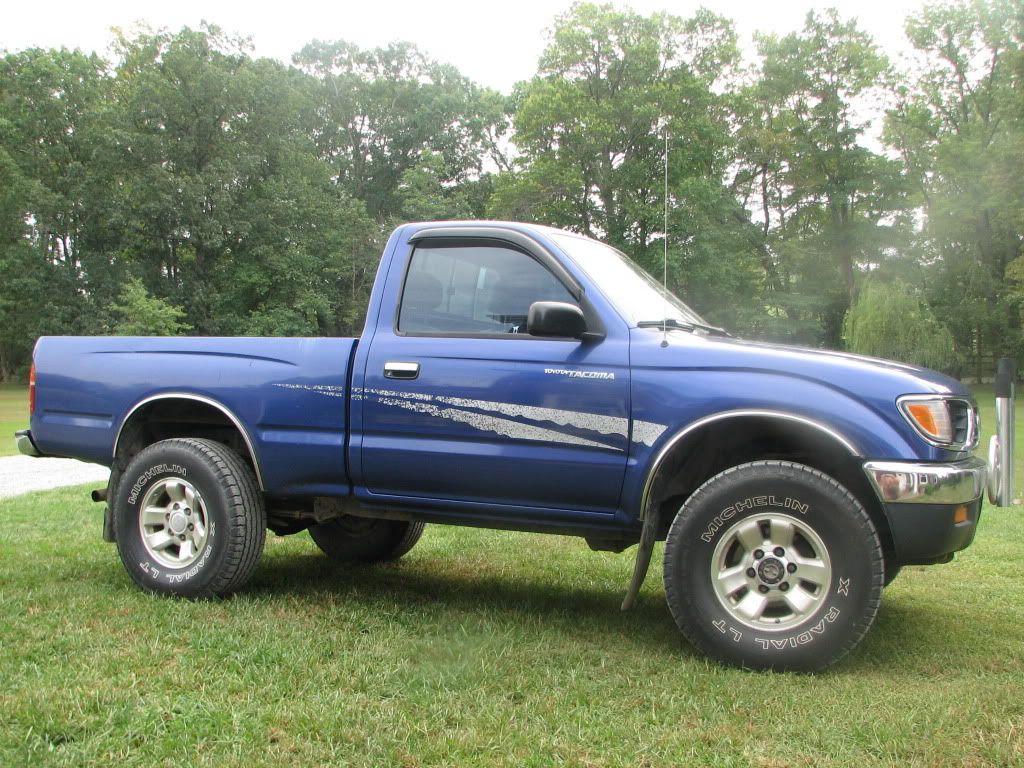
0, 1, 1021, 381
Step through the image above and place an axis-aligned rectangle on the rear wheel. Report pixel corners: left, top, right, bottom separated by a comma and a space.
309, 517, 425, 563
663, 460, 883, 671
113, 438, 266, 597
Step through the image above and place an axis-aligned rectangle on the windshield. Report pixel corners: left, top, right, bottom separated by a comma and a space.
550, 233, 707, 327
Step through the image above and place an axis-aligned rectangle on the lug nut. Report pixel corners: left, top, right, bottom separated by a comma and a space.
179, 534, 186, 541
173, 503, 180, 510
188, 523, 194, 531
773, 547, 784, 557
753, 549, 764, 560
185, 508, 192, 516
779, 582, 790, 591
787, 563, 797, 573
746, 568, 756, 578
758, 585, 770, 594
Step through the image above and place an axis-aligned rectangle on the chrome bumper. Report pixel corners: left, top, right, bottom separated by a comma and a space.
15, 429, 41, 458
863, 457, 987, 505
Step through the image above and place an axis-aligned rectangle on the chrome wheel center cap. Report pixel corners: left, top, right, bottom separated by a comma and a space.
168, 511, 188, 536
758, 557, 785, 585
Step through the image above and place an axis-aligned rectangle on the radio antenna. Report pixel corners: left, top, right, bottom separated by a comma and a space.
661, 126, 669, 348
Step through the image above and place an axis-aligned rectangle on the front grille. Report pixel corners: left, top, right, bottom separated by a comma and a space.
949, 398, 977, 449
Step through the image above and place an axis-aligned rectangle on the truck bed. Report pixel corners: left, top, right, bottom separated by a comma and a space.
31, 336, 357, 497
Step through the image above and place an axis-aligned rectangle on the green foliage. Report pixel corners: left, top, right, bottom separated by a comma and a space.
0, 3, 1021, 377
110, 279, 191, 336
0, 47, 113, 378
843, 281, 959, 371
885, 0, 1023, 377
733, 10, 910, 347
493, 2, 764, 333
397, 151, 472, 222
292, 40, 504, 220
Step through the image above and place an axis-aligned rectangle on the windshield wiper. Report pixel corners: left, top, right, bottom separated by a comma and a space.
636, 318, 730, 336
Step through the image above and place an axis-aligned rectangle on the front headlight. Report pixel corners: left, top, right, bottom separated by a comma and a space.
897, 395, 976, 448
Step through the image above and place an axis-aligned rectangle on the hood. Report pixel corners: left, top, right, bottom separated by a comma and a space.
635, 328, 970, 400
722, 337, 966, 393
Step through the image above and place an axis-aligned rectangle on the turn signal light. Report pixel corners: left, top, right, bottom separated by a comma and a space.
902, 400, 953, 443
953, 505, 968, 524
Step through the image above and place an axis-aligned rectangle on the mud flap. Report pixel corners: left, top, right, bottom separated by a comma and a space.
102, 504, 115, 543
621, 503, 662, 610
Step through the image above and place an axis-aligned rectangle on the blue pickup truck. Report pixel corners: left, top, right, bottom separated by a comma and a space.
16, 221, 986, 670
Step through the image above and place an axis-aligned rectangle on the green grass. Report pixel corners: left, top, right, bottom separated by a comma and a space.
0, 385, 29, 457
973, 384, 1024, 493
1, 388, 1023, 766
2, 492, 1022, 767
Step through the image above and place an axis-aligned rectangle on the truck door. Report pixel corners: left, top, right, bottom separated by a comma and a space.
358, 235, 630, 514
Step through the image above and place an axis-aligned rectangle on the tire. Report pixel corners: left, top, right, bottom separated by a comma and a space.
309, 517, 425, 563
663, 460, 883, 672
113, 438, 266, 598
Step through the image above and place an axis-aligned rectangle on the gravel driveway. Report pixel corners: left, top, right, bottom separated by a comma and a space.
0, 455, 110, 499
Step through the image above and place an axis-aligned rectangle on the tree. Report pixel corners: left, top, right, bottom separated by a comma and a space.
843, 280, 958, 370
493, 2, 765, 332
397, 151, 472, 222
733, 10, 910, 347
0, 47, 112, 379
293, 40, 504, 221
886, 0, 1023, 378
105, 26, 380, 337
110, 278, 191, 335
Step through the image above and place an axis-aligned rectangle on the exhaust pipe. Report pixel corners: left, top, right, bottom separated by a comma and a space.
91, 488, 108, 503
988, 357, 1016, 506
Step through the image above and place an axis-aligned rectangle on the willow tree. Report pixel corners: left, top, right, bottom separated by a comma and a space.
844, 281, 958, 371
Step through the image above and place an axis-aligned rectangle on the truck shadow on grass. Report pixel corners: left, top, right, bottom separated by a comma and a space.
230, 549, 1003, 675
246, 550, 687, 655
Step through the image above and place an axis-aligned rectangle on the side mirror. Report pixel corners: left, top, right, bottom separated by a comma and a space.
527, 301, 586, 339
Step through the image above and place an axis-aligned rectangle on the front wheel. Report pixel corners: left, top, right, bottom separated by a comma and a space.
113, 438, 266, 597
663, 461, 883, 671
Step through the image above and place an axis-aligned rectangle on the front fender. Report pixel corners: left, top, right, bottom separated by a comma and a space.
622, 368, 925, 520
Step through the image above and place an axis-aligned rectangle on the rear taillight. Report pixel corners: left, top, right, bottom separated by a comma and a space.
29, 362, 36, 415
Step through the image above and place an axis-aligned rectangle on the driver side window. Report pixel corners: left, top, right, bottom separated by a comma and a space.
398, 244, 576, 335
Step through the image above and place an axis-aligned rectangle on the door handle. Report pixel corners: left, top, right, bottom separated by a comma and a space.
384, 361, 420, 380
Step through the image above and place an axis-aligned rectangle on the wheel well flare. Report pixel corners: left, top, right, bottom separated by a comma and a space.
642, 413, 892, 552
113, 395, 264, 490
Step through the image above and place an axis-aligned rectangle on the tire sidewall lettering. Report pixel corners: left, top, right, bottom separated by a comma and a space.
115, 448, 227, 595
699, 495, 811, 543
127, 463, 188, 505
665, 464, 881, 669
692, 500, 859, 652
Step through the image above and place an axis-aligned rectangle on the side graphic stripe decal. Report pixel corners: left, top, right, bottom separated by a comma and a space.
377, 396, 613, 449
365, 388, 669, 449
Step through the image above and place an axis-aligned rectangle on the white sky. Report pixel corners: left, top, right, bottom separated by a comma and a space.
2, 0, 930, 93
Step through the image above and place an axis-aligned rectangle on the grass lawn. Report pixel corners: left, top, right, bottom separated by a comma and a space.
1, 389, 1022, 766
0, 384, 29, 457
973, 384, 1024, 494
3, 496, 1023, 767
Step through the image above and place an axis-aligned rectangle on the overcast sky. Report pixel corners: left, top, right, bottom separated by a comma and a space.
2, 0, 931, 92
